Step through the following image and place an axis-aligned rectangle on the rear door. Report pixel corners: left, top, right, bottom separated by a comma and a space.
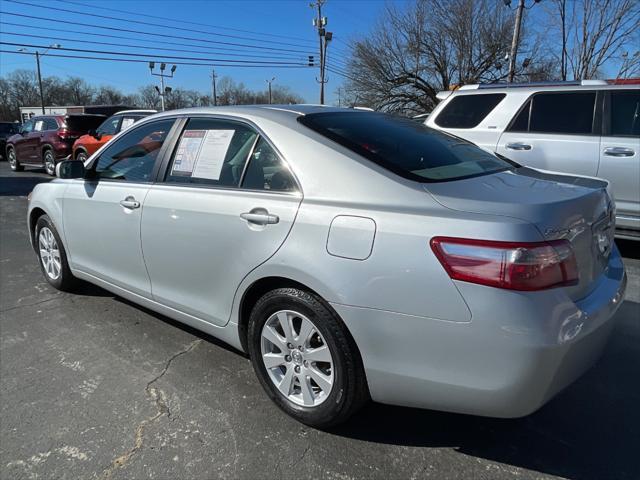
25, 118, 45, 162
140, 116, 302, 326
496, 91, 601, 177
598, 89, 640, 228
63, 118, 177, 296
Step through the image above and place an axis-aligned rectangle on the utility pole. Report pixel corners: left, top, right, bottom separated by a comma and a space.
35, 52, 45, 114
211, 68, 218, 106
149, 62, 177, 111
266, 77, 275, 104
311, 0, 331, 105
18, 44, 61, 114
336, 87, 342, 107
507, 0, 525, 83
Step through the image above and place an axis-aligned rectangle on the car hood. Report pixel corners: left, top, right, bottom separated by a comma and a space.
424, 166, 614, 300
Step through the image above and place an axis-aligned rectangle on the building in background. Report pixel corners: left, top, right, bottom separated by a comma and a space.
19, 105, 134, 123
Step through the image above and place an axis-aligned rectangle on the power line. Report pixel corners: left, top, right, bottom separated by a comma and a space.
0, 11, 316, 55
1, 49, 312, 68
0, 21, 312, 60
0, 41, 310, 65
0, 30, 311, 62
5, 0, 316, 50
54, 0, 318, 46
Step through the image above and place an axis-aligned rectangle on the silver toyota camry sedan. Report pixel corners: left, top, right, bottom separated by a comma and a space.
27, 105, 626, 428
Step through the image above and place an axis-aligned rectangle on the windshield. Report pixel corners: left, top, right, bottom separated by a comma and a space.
0, 123, 19, 134
299, 111, 514, 182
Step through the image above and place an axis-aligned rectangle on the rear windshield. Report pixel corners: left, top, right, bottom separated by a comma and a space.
63, 115, 107, 133
0, 123, 19, 134
299, 111, 514, 182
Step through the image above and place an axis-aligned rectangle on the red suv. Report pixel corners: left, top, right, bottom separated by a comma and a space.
6, 114, 106, 175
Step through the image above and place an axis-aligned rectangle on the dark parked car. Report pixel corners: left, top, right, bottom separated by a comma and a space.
6, 114, 105, 175
0, 122, 20, 160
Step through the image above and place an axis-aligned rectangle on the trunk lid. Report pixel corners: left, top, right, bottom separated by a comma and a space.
424, 167, 615, 300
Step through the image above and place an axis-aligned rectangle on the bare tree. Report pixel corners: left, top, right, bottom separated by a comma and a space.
551, 0, 640, 80
345, 0, 547, 115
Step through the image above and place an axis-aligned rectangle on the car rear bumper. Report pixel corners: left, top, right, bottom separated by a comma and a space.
332, 246, 626, 418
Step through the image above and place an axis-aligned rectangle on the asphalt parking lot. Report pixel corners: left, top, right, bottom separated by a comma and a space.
1, 161, 639, 480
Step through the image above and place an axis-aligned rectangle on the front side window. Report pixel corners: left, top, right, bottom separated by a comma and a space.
94, 119, 174, 182
434, 94, 506, 129
610, 90, 640, 137
96, 116, 121, 136
529, 92, 596, 135
300, 112, 514, 182
166, 118, 258, 187
21, 120, 34, 134
241, 137, 297, 192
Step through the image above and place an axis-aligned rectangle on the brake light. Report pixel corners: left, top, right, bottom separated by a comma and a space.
430, 237, 579, 291
57, 129, 78, 141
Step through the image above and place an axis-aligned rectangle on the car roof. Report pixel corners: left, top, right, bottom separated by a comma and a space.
114, 109, 157, 115
141, 104, 370, 125
437, 80, 639, 100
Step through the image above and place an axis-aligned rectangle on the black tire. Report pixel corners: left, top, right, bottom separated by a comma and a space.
34, 214, 77, 291
248, 288, 368, 428
43, 149, 56, 176
7, 147, 23, 172
75, 151, 88, 163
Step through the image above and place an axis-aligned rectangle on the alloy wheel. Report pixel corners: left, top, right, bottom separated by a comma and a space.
44, 151, 55, 175
38, 227, 61, 280
260, 310, 334, 407
8, 149, 16, 168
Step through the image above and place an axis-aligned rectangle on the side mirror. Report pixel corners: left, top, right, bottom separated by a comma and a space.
89, 129, 101, 139
56, 160, 85, 179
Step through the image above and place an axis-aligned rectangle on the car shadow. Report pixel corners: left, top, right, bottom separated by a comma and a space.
617, 239, 639, 260
0, 170, 52, 196
331, 300, 640, 480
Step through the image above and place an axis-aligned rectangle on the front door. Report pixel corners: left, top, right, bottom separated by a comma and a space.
141, 117, 302, 326
14, 119, 35, 161
598, 89, 640, 228
63, 118, 176, 296
496, 91, 601, 177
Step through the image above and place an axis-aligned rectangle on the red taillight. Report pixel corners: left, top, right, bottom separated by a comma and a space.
58, 129, 78, 141
430, 237, 579, 291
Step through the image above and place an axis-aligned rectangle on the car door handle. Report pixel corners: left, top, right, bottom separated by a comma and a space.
505, 142, 532, 151
240, 209, 279, 225
120, 196, 140, 209
604, 147, 635, 157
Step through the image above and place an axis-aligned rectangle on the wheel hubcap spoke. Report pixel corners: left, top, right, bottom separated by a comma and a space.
260, 309, 334, 407
304, 345, 331, 363
38, 227, 61, 280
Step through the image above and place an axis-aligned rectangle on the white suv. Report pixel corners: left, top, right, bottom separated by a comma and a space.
426, 80, 640, 239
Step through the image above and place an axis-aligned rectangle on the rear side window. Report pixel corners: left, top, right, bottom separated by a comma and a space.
299, 112, 514, 182
609, 90, 640, 137
45, 118, 58, 130
166, 118, 258, 187
94, 119, 174, 182
434, 94, 506, 129
241, 137, 298, 192
529, 92, 596, 135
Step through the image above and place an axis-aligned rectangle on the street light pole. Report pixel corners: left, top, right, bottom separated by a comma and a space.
266, 77, 275, 104
149, 62, 177, 112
